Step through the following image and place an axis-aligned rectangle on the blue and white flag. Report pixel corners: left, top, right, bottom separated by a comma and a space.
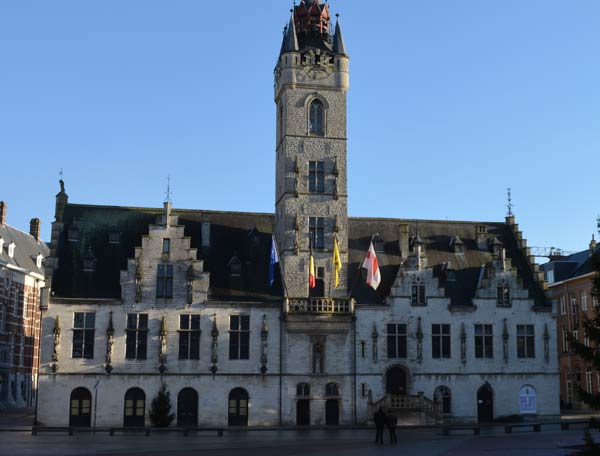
269, 234, 280, 287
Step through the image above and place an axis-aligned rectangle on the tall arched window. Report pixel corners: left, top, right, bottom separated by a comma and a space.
309, 99, 324, 135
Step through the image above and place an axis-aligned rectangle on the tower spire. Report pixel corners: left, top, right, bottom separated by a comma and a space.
281, 10, 299, 53
333, 14, 347, 55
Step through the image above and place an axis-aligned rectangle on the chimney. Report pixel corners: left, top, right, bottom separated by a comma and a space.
0, 201, 6, 225
591, 235, 597, 255
30, 218, 41, 241
163, 201, 172, 227
202, 215, 211, 249
55, 180, 68, 222
475, 225, 488, 251
399, 223, 409, 258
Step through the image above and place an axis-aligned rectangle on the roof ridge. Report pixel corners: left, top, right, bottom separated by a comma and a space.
348, 216, 505, 225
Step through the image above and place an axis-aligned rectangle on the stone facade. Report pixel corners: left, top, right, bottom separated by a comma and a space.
36, 0, 559, 428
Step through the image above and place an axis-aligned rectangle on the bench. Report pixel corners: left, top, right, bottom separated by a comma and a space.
561, 420, 593, 431
504, 423, 541, 433
32, 426, 74, 436
442, 426, 480, 436
108, 427, 224, 437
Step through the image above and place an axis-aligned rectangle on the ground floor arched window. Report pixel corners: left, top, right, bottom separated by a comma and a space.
228, 388, 249, 426
177, 387, 198, 427
519, 385, 536, 414
124, 388, 146, 427
69, 387, 92, 427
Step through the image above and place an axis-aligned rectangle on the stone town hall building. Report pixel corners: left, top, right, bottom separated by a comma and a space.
38, 1, 559, 428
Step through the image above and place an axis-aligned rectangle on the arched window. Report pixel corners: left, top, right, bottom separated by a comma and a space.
69, 387, 92, 427
325, 382, 339, 397
309, 99, 324, 135
124, 388, 146, 427
434, 386, 452, 415
519, 385, 536, 414
297, 383, 310, 397
228, 387, 249, 426
177, 388, 198, 427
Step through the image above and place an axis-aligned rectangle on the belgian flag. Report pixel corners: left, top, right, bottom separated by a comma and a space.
309, 240, 316, 289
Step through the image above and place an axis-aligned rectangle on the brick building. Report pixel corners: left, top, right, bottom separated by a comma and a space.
0, 201, 49, 408
543, 235, 599, 409
37, 0, 559, 427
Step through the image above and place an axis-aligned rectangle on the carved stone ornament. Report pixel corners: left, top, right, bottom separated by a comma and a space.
158, 316, 167, 373
134, 260, 143, 304
260, 315, 269, 375
371, 324, 378, 362
503, 318, 509, 363
416, 317, 423, 363
460, 323, 467, 364
105, 311, 114, 374
186, 264, 194, 306
210, 314, 219, 375
51, 316, 61, 372
544, 323, 550, 362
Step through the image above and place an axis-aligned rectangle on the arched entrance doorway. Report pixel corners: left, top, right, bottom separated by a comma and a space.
177, 388, 198, 427
477, 384, 493, 422
124, 388, 146, 427
386, 366, 408, 395
228, 388, 249, 426
69, 387, 92, 427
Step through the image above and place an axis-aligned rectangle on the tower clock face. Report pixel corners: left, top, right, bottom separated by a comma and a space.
300, 49, 334, 80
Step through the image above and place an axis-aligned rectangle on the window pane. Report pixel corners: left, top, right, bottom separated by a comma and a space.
138, 314, 148, 329
387, 335, 397, 358
191, 315, 201, 330
127, 314, 137, 329
165, 277, 173, 298
240, 316, 250, 331
442, 336, 451, 358
85, 313, 95, 329
398, 335, 407, 358
125, 331, 136, 359
432, 337, 440, 358
180, 315, 189, 330
240, 333, 250, 359
179, 332, 189, 360
230, 316, 239, 331
72, 330, 83, 358
387, 324, 396, 335
74, 313, 84, 328
229, 333, 239, 359
166, 265, 173, 277
137, 332, 147, 359
190, 332, 200, 360
83, 330, 94, 359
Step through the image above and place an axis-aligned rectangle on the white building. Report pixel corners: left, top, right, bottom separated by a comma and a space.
37, 0, 559, 428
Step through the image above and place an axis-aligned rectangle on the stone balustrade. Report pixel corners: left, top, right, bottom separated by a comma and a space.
285, 297, 354, 314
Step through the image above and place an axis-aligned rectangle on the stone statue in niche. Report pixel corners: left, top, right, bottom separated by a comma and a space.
313, 340, 324, 374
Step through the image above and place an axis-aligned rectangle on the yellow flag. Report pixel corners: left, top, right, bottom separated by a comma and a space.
333, 235, 342, 288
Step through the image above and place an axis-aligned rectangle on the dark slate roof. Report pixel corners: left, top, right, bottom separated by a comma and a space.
542, 245, 600, 283
51, 204, 283, 301
51, 203, 546, 308
0, 223, 49, 276
348, 218, 547, 307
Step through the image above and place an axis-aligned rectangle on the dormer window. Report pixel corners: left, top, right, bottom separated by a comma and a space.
491, 238, 502, 256
309, 99, 324, 135
228, 256, 242, 277
81, 247, 96, 272
374, 236, 385, 253
108, 228, 120, 245
162, 238, 171, 254
36, 254, 43, 269
68, 221, 80, 242
7, 242, 15, 258
452, 237, 464, 254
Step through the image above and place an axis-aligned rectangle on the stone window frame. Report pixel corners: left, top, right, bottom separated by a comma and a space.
474, 324, 493, 359
431, 324, 451, 359
308, 160, 325, 193
304, 94, 329, 137
229, 314, 250, 360
309, 217, 325, 250
516, 324, 535, 359
178, 314, 201, 360
125, 313, 148, 360
162, 238, 171, 254
72, 312, 95, 359
156, 264, 174, 299
411, 283, 426, 306
386, 323, 408, 359
496, 284, 511, 307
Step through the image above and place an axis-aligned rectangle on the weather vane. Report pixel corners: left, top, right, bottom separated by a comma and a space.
59, 168, 63, 181
506, 188, 513, 217
165, 175, 172, 203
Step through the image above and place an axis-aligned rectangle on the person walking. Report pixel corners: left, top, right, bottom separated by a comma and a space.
374, 407, 386, 444
385, 412, 398, 444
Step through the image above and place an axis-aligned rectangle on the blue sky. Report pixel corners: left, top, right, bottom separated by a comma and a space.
1, 1, 599, 254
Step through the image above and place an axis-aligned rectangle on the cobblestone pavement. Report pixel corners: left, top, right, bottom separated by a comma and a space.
0, 426, 593, 456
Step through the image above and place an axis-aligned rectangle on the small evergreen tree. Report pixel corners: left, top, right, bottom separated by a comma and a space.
148, 383, 175, 427
568, 251, 600, 408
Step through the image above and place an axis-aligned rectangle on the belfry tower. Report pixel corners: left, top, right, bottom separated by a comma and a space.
274, 0, 350, 298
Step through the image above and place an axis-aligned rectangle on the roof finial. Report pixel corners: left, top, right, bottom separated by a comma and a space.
506, 187, 513, 217
165, 175, 172, 203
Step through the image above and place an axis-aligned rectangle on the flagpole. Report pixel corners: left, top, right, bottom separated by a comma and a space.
273, 234, 290, 299
347, 233, 378, 299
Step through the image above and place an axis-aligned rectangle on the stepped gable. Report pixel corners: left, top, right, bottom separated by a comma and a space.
0, 223, 48, 275
51, 203, 283, 301
348, 217, 548, 307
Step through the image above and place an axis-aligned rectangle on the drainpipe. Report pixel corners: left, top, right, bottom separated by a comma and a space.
33, 287, 43, 426
279, 311, 283, 426
352, 313, 357, 425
